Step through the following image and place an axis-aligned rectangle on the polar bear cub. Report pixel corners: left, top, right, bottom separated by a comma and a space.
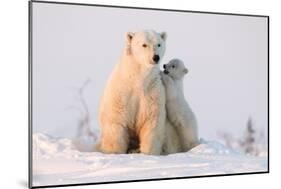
161, 59, 199, 151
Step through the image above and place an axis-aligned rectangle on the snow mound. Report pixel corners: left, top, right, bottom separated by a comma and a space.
33, 133, 75, 157
32, 133, 268, 187
189, 138, 239, 155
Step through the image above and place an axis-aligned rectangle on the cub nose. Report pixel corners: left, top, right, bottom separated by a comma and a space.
152, 55, 160, 63
163, 64, 166, 69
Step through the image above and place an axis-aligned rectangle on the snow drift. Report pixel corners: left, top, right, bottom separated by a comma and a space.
32, 133, 267, 187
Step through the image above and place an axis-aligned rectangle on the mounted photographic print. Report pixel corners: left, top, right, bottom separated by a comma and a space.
29, 0, 269, 188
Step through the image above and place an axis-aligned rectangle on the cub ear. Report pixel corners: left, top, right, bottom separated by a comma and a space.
183, 68, 188, 74
126, 32, 134, 54
160, 32, 167, 41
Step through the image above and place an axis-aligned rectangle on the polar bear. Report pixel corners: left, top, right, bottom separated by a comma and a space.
161, 59, 199, 151
97, 30, 167, 155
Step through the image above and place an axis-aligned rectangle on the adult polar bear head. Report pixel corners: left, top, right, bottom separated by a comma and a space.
126, 30, 167, 68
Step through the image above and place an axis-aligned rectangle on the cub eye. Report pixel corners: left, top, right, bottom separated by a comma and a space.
172, 65, 175, 68
142, 44, 147, 48
158, 44, 161, 47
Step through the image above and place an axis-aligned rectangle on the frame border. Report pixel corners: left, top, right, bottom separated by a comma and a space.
28, 0, 270, 188
31, 0, 269, 18
28, 1, 33, 188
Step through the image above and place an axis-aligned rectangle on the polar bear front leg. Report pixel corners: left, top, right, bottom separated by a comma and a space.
139, 99, 166, 155
139, 120, 164, 155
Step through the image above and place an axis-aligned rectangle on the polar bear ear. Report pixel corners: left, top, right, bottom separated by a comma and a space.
126, 32, 134, 43
183, 68, 188, 74
160, 32, 167, 41
126, 32, 134, 55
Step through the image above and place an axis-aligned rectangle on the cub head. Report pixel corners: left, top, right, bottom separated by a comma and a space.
163, 59, 188, 80
125, 30, 167, 67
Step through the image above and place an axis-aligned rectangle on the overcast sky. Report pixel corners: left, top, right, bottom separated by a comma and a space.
32, 2, 268, 140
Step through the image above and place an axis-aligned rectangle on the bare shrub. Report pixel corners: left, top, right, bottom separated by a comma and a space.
70, 79, 98, 151
218, 117, 267, 156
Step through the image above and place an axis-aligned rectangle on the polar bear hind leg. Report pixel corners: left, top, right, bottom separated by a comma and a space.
99, 123, 129, 154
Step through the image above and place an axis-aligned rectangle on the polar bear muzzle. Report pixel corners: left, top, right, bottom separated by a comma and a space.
152, 54, 160, 64
164, 70, 169, 74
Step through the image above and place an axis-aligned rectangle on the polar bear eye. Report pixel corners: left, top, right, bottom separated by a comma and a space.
142, 44, 147, 48
172, 65, 175, 68
158, 44, 161, 47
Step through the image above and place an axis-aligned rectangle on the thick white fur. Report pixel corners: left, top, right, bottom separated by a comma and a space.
97, 30, 167, 155
161, 59, 199, 152
162, 119, 182, 154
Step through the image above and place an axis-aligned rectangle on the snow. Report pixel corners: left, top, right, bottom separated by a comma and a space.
33, 133, 267, 187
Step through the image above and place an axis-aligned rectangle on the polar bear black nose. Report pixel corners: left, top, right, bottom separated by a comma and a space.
153, 55, 160, 63
163, 64, 166, 69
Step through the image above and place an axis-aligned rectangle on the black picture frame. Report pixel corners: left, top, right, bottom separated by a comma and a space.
28, 1, 270, 188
